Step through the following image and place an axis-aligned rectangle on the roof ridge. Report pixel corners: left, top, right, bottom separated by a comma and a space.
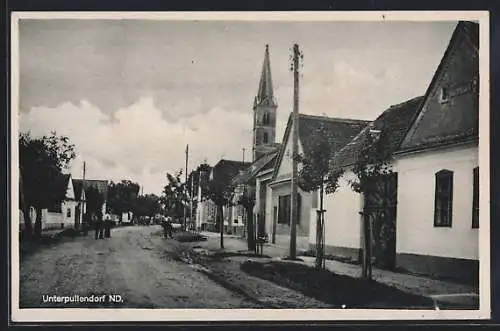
298, 113, 371, 123
399, 21, 477, 150
387, 95, 425, 109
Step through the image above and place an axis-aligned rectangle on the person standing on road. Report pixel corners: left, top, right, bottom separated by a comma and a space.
93, 214, 100, 240
104, 214, 112, 239
98, 213, 105, 239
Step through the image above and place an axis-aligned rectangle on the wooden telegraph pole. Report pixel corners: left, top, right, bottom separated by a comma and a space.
289, 43, 300, 259
80, 161, 86, 230
190, 169, 194, 231
184, 144, 188, 231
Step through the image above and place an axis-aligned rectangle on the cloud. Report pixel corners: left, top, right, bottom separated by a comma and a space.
19, 97, 254, 195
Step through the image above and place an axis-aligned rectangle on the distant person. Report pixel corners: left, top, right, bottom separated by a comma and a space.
98, 214, 105, 239
162, 217, 173, 238
93, 215, 100, 240
104, 214, 112, 239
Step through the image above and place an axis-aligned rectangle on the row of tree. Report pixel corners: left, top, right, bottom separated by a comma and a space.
18, 131, 166, 239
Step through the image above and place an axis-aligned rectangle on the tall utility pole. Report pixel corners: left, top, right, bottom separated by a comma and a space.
242, 148, 245, 163
289, 43, 300, 259
190, 170, 194, 230
80, 161, 86, 229
184, 144, 189, 230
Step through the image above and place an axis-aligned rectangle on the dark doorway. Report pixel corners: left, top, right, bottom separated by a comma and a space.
75, 205, 81, 229
272, 206, 278, 243
363, 172, 398, 270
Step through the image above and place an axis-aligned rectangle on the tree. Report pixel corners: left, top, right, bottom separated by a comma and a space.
107, 180, 140, 221
185, 163, 212, 228
237, 185, 256, 252
162, 169, 189, 221
206, 177, 232, 249
348, 126, 393, 280
85, 185, 105, 219
295, 122, 344, 269
19, 131, 76, 238
132, 194, 162, 219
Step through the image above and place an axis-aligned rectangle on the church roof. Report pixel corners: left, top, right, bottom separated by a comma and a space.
254, 44, 277, 108
398, 21, 479, 153
331, 96, 424, 170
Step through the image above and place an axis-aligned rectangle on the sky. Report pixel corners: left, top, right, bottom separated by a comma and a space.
17, 19, 457, 195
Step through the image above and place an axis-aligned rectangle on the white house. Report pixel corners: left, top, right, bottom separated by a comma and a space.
268, 113, 369, 249
317, 96, 424, 265
315, 21, 479, 284
203, 159, 251, 234
393, 21, 479, 283
41, 173, 85, 230
231, 150, 279, 238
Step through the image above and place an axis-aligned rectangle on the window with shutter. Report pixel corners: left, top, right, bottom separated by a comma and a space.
434, 169, 453, 227
472, 167, 479, 229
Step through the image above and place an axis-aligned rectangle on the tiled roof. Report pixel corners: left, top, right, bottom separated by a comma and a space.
232, 151, 278, 186
331, 96, 424, 169
73, 179, 109, 199
51, 173, 71, 201
211, 159, 252, 190
272, 113, 369, 181
298, 114, 370, 160
398, 21, 479, 153
47, 173, 71, 212
72, 179, 84, 200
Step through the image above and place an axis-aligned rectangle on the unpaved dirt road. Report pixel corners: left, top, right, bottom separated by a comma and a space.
19, 225, 260, 308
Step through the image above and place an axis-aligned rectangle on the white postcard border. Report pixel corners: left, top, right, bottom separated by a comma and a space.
10, 10, 491, 322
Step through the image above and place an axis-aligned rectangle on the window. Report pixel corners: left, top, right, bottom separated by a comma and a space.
434, 169, 453, 227
263, 112, 270, 125
67, 208, 72, 218
472, 167, 479, 229
439, 87, 449, 103
263, 132, 269, 144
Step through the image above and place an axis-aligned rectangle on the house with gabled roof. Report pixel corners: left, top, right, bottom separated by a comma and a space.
230, 149, 279, 237
324, 96, 424, 267
73, 178, 109, 217
268, 112, 369, 249
321, 21, 479, 284
392, 21, 479, 283
203, 158, 251, 233
39, 173, 87, 230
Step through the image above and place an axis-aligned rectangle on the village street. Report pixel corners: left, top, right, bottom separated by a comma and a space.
19, 225, 263, 309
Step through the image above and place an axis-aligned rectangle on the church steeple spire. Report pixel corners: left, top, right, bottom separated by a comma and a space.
255, 44, 276, 108
252, 44, 278, 162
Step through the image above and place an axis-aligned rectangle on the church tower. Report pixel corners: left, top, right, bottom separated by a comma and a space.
252, 44, 278, 162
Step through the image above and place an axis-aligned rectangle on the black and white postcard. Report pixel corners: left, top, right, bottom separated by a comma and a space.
10, 11, 491, 322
